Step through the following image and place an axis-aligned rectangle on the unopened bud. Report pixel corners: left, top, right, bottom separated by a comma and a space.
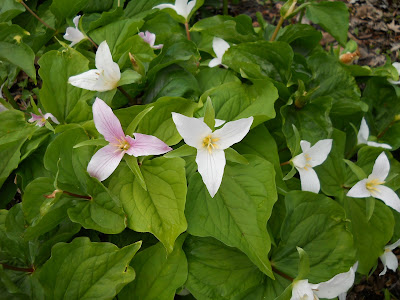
339, 49, 360, 65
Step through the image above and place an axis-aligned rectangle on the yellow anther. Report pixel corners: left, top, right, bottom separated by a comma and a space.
113, 138, 130, 151
366, 178, 385, 192
202, 134, 219, 153
305, 154, 312, 162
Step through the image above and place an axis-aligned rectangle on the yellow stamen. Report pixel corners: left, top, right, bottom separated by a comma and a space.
366, 178, 385, 192
202, 134, 219, 153
112, 138, 130, 151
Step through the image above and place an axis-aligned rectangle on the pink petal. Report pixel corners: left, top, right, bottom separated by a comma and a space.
29, 113, 43, 123
87, 144, 124, 181
152, 44, 164, 49
125, 133, 172, 157
92, 98, 125, 144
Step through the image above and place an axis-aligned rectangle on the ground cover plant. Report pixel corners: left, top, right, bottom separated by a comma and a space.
1, 0, 400, 299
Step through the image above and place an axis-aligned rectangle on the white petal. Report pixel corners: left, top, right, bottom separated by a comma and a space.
292, 153, 307, 169
379, 251, 398, 275
306, 139, 333, 167
314, 266, 355, 299
393, 62, 400, 73
153, 3, 176, 11
291, 280, 315, 300
172, 112, 211, 149
338, 293, 347, 300
196, 148, 225, 198
346, 179, 371, 198
87, 145, 124, 181
95, 41, 121, 84
373, 185, 400, 213
212, 37, 230, 59
68, 69, 100, 91
185, 0, 196, 19
370, 152, 390, 182
43, 113, 59, 124
64, 27, 85, 46
73, 15, 81, 28
366, 141, 392, 149
300, 140, 311, 152
198, 117, 226, 127
209, 58, 222, 68
297, 167, 320, 193
212, 117, 253, 149
357, 118, 369, 145
387, 238, 400, 251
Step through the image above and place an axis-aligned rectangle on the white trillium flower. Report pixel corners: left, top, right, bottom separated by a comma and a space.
347, 152, 400, 212
68, 41, 121, 92
388, 62, 400, 85
379, 238, 400, 276
172, 112, 253, 197
153, 0, 196, 21
63, 15, 86, 47
209, 37, 230, 68
357, 117, 392, 149
291, 139, 333, 194
291, 265, 356, 300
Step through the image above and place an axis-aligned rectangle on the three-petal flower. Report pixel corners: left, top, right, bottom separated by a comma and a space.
63, 15, 86, 47
379, 238, 400, 276
139, 31, 163, 49
172, 112, 253, 197
68, 41, 121, 92
357, 117, 392, 149
291, 139, 332, 194
28, 108, 59, 127
87, 98, 172, 181
209, 37, 230, 68
291, 265, 356, 300
153, 0, 196, 21
347, 152, 400, 212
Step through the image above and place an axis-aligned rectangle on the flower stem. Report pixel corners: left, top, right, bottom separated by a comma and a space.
62, 191, 92, 200
185, 22, 191, 40
18, 0, 56, 32
377, 120, 397, 139
272, 266, 293, 282
270, 16, 285, 42
117, 86, 136, 104
280, 160, 291, 166
86, 35, 98, 49
1, 263, 35, 273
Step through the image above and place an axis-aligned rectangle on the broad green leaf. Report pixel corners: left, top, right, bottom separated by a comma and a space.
0, 42, 36, 82
50, 0, 88, 20
84, 7, 124, 31
295, 247, 310, 280
110, 157, 187, 252
225, 148, 248, 165
125, 106, 154, 136
276, 24, 322, 55
203, 97, 215, 130
0, 0, 25, 22
37, 237, 141, 300
164, 144, 196, 158
119, 235, 187, 300
124, 0, 167, 18
223, 41, 293, 82
198, 80, 278, 126
73, 138, 108, 149
124, 155, 147, 191
195, 67, 240, 93
306, 1, 349, 45
0, 23, 30, 44
272, 191, 356, 282
344, 159, 367, 180
140, 12, 184, 44
38, 48, 94, 123
186, 155, 277, 277
345, 197, 394, 274
119, 69, 142, 86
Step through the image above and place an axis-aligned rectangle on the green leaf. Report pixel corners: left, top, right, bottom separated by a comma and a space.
196, 67, 240, 93
125, 106, 154, 136
225, 148, 248, 165
110, 157, 187, 253
124, 155, 147, 191
124, 0, 166, 18
272, 191, 356, 282
73, 138, 108, 149
344, 159, 367, 180
38, 48, 94, 123
0, 42, 36, 82
119, 69, 142, 86
84, 6, 124, 31
50, 0, 88, 20
164, 144, 196, 158
0, 0, 25, 22
276, 24, 322, 55
186, 155, 277, 277
37, 237, 141, 300
283, 166, 296, 181
295, 247, 310, 280
203, 97, 215, 130
306, 1, 349, 45
119, 235, 187, 300
365, 196, 376, 222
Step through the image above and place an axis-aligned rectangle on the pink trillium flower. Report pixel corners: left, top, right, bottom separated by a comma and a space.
138, 31, 163, 49
63, 15, 86, 47
87, 98, 172, 181
28, 108, 59, 127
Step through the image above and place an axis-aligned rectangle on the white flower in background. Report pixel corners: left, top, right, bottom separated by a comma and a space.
347, 152, 400, 212
291, 265, 356, 300
68, 41, 121, 92
63, 15, 86, 47
388, 62, 400, 85
28, 108, 59, 127
153, 0, 196, 21
138, 31, 163, 49
291, 139, 333, 193
379, 238, 400, 276
209, 37, 230, 68
0, 82, 7, 112
357, 117, 392, 149
172, 112, 253, 197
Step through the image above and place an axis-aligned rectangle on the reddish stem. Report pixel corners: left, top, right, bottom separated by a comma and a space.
272, 266, 294, 282
62, 191, 92, 200
1, 263, 35, 273
280, 161, 291, 166
185, 22, 191, 40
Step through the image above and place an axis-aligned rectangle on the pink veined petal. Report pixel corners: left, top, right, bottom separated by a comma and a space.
68, 69, 100, 91
297, 167, 320, 193
290, 280, 315, 300
213, 117, 253, 150
146, 31, 156, 46
387, 238, 400, 251
125, 133, 172, 157
346, 179, 370, 198
87, 144, 125, 181
373, 185, 400, 213
306, 139, 333, 167
300, 140, 311, 152
152, 43, 164, 50
357, 118, 369, 145
29, 113, 42, 123
196, 148, 225, 198
172, 112, 212, 149
43, 113, 60, 124
314, 266, 355, 299
92, 98, 125, 144
366, 141, 392, 150
212, 37, 230, 59
209, 58, 221, 68
370, 152, 390, 182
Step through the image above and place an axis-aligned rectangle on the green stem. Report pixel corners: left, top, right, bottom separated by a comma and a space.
19, 1, 56, 32
270, 16, 285, 42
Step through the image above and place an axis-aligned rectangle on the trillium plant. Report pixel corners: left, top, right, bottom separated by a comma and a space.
2, 0, 400, 299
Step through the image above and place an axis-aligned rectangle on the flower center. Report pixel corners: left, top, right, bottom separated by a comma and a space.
303, 154, 312, 170
117, 139, 130, 151
202, 134, 219, 153
366, 178, 385, 192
